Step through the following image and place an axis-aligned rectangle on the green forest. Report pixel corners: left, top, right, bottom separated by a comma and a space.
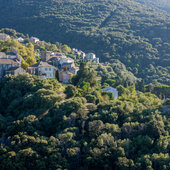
0, 0, 170, 169
0, 73, 169, 170
0, 0, 169, 85
0, 29, 169, 169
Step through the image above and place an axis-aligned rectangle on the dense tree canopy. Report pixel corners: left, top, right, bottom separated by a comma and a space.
0, 74, 169, 170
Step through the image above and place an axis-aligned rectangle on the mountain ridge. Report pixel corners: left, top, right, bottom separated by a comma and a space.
135, 0, 170, 13
0, 0, 169, 84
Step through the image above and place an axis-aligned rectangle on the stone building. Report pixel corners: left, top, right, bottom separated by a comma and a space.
30, 37, 40, 43
86, 53, 99, 63
0, 50, 24, 78
59, 70, 72, 83
0, 33, 10, 41
41, 51, 65, 63
5, 67, 25, 76
29, 61, 56, 79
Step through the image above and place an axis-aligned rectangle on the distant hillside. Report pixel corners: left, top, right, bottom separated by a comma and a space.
135, 0, 170, 13
0, 0, 169, 84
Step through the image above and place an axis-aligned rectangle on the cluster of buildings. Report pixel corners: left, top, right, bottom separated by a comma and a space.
0, 49, 25, 78
72, 48, 99, 63
0, 34, 25, 78
29, 51, 79, 83
0, 33, 99, 83
0, 49, 79, 83
0, 33, 40, 44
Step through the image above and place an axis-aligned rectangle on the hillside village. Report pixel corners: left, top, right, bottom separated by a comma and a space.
0, 1, 169, 168
0, 33, 100, 83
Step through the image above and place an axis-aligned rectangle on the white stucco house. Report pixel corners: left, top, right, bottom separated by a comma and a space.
86, 53, 99, 63
86, 53, 96, 60
16, 37, 24, 43
30, 37, 40, 43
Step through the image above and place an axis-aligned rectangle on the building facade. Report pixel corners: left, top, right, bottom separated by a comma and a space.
59, 70, 72, 83
86, 53, 99, 63
30, 37, 40, 43
0, 49, 24, 78
29, 61, 56, 79
86, 53, 96, 60
5, 67, 25, 76
0, 33, 10, 41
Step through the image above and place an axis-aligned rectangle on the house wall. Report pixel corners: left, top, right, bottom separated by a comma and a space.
30, 37, 39, 43
6, 67, 25, 76
13, 68, 25, 75
0, 34, 10, 41
86, 53, 96, 60
41, 51, 52, 61
59, 71, 71, 83
0, 64, 15, 78
38, 67, 55, 79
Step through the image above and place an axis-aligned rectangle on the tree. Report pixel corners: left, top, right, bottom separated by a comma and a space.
88, 120, 105, 137
64, 85, 77, 98
61, 44, 71, 54
72, 62, 97, 87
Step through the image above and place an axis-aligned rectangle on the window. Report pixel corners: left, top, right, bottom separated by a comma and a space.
49, 68, 51, 71
45, 68, 48, 71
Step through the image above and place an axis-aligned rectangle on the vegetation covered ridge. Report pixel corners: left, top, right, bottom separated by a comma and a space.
0, 29, 169, 170
0, 0, 169, 85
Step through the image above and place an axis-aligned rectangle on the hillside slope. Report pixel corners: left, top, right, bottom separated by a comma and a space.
0, 0, 169, 84
135, 0, 170, 13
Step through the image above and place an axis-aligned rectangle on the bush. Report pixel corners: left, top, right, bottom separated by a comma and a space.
85, 94, 96, 104
64, 85, 77, 98
102, 91, 114, 100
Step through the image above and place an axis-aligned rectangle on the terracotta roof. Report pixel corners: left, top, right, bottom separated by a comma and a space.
0, 59, 18, 65
29, 61, 55, 68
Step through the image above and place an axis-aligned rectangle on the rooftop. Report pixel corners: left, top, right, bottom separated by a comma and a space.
0, 59, 18, 65
30, 36, 39, 40
29, 61, 55, 68
6, 52, 17, 55
6, 67, 20, 71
